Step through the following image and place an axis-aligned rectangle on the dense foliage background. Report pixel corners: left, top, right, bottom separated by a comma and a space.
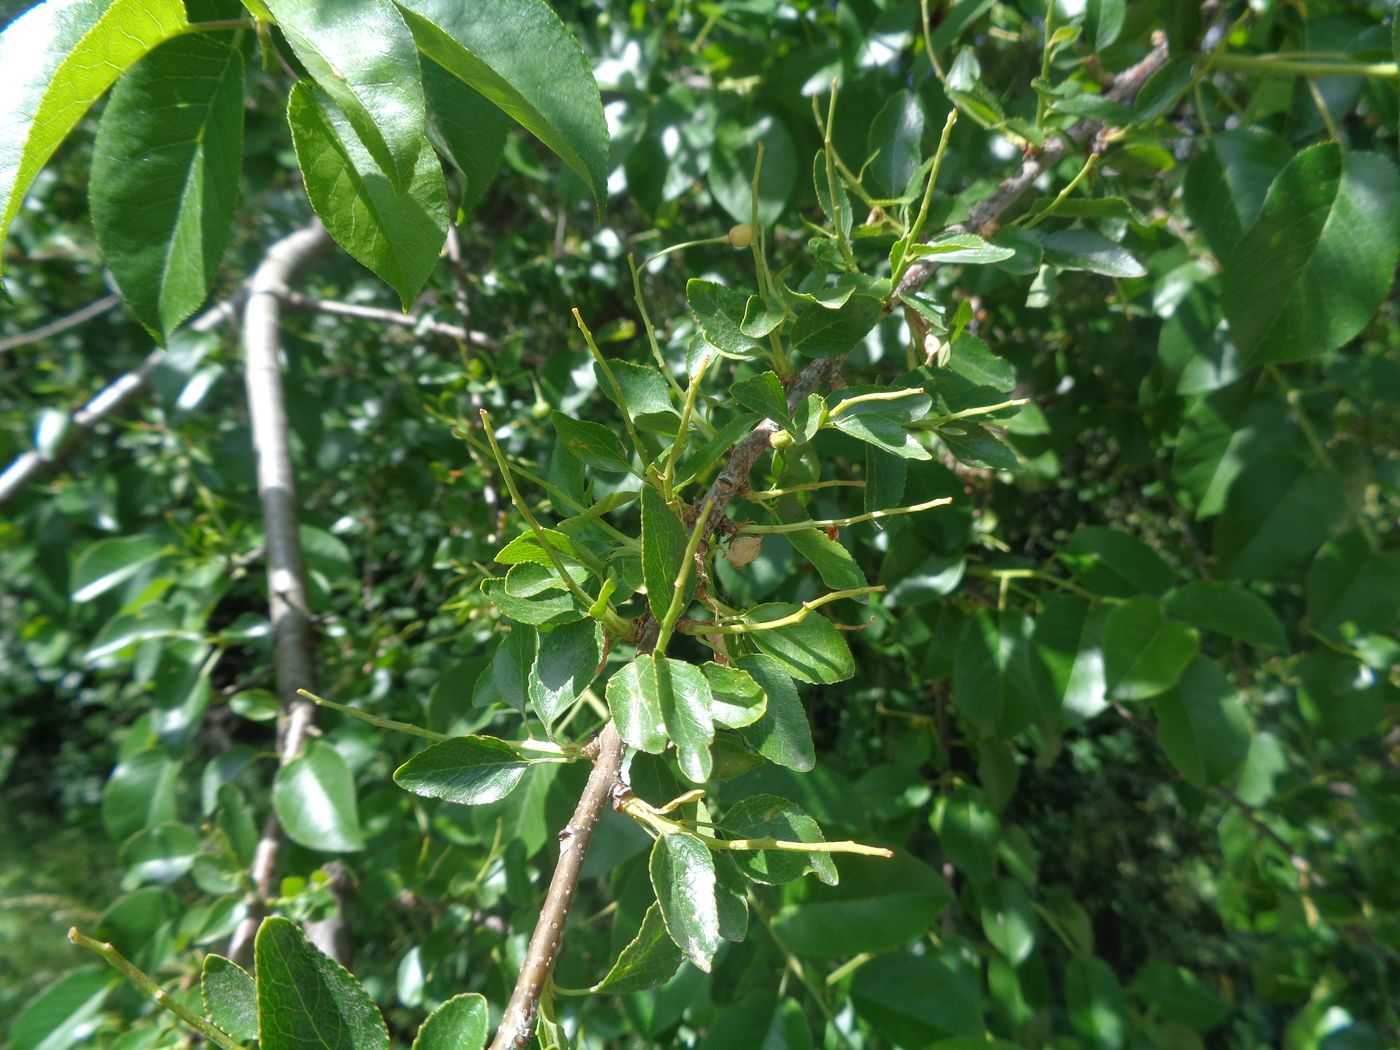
2, 1, 1398, 1048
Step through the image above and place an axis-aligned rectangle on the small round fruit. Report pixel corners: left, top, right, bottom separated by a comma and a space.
727, 223, 754, 248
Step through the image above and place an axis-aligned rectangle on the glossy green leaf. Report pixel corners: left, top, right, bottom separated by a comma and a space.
491, 622, 536, 713
0, 0, 189, 277
786, 528, 868, 591
528, 618, 600, 727
71, 535, 165, 603
287, 81, 447, 309
689, 278, 763, 358
741, 296, 786, 339
201, 954, 257, 1043
655, 656, 715, 783
789, 296, 883, 358
736, 654, 814, 771
90, 33, 244, 341
393, 736, 528, 805
641, 484, 693, 621
772, 852, 951, 956
7, 968, 116, 1050
483, 570, 590, 627
910, 233, 1016, 265
552, 412, 632, 473
117, 821, 200, 886
1060, 526, 1175, 598
931, 786, 1000, 884
605, 654, 667, 753
1164, 581, 1286, 649
1151, 656, 1250, 788
264, 0, 423, 192
1306, 533, 1400, 640
709, 113, 796, 225
1182, 126, 1292, 261
593, 903, 683, 994
396, 0, 609, 209
731, 371, 791, 425
650, 831, 720, 971
867, 90, 924, 199
721, 794, 837, 885
272, 740, 366, 851
421, 58, 507, 212
1223, 145, 1400, 364
952, 609, 1049, 736
256, 916, 389, 1050
411, 993, 488, 1050
102, 747, 178, 841
1102, 596, 1199, 701
700, 662, 766, 729
1043, 229, 1146, 278
1065, 956, 1126, 1049
829, 392, 933, 461
748, 603, 855, 684
597, 358, 676, 426
96, 887, 178, 960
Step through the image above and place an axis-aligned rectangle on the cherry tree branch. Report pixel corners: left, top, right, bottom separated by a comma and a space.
225, 222, 335, 967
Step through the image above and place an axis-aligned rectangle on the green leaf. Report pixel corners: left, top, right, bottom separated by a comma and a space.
411, 993, 489, 1050
748, 603, 855, 684
1164, 581, 1286, 649
641, 484, 693, 621
7, 968, 116, 1050
272, 740, 366, 851
945, 332, 1016, 392
649, 831, 720, 971
393, 736, 529, 805
552, 412, 632, 474
851, 949, 984, 1046
396, 0, 610, 209
494, 528, 580, 567
0, 0, 190, 278
789, 296, 884, 359
1131, 963, 1228, 1033
731, 371, 791, 425
688, 279, 763, 358
736, 654, 814, 771
709, 113, 796, 225
1222, 145, 1400, 364
528, 619, 600, 727
593, 903, 683, 994
772, 852, 951, 956
656, 656, 714, 783
721, 794, 837, 885
931, 785, 1000, 883
491, 623, 537, 713
786, 529, 868, 591
597, 357, 676, 427
829, 395, 932, 461
1151, 656, 1250, 788
700, 662, 767, 729
264, 0, 423, 192
605, 654, 667, 754
201, 954, 257, 1043
102, 747, 178, 841
979, 877, 1035, 965
1102, 596, 1199, 701
814, 148, 852, 240
1065, 957, 1126, 1049
1182, 126, 1292, 261
1060, 526, 1175, 598
421, 58, 507, 212
867, 90, 925, 199
910, 233, 1016, 265
71, 535, 165, 603
1043, 229, 1146, 278
256, 917, 389, 1050
1212, 461, 1346, 581
952, 610, 1048, 736
1084, 0, 1125, 49
741, 296, 785, 339
484, 568, 590, 626
287, 82, 447, 309
937, 423, 1018, 471
117, 821, 200, 886
1306, 533, 1400, 640
89, 34, 243, 341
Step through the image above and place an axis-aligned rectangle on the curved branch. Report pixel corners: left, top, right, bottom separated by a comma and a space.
225, 222, 334, 967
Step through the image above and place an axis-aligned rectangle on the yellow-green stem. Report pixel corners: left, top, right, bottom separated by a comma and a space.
574, 310, 651, 472
739, 497, 951, 534
653, 494, 716, 653
695, 586, 884, 634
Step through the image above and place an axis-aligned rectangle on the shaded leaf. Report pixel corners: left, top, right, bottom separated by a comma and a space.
272, 740, 366, 851
736, 654, 814, 771
1102, 596, 1199, 701
201, 954, 257, 1043
593, 903, 683, 994
748, 603, 855, 684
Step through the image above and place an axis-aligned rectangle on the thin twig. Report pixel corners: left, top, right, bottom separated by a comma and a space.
0, 292, 120, 351
281, 290, 499, 349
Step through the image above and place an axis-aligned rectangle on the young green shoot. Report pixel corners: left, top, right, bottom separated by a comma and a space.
694, 586, 885, 635
738, 497, 952, 534
574, 309, 652, 472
